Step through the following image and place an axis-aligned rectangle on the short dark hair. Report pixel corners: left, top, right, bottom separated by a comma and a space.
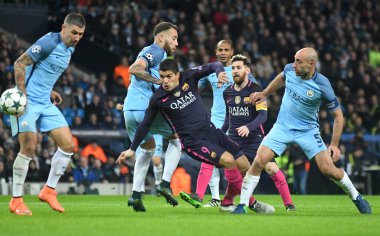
64, 12, 86, 28
153, 22, 178, 37
216, 39, 233, 49
231, 54, 250, 66
159, 59, 179, 74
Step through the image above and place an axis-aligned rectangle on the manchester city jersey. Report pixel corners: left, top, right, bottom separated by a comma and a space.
123, 43, 166, 111
25, 32, 74, 104
277, 63, 339, 131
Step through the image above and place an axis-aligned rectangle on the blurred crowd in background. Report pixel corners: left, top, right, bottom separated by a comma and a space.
0, 0, 379, 194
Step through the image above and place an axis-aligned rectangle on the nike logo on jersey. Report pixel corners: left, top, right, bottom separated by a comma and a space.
162, 96, 169, 102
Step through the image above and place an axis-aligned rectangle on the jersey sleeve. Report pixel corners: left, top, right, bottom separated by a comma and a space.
140, 47, 165, 69
318, 76, 339, 111
26, 33, 57, 62
198, 76, 210, 89
182, 62, 224, 86
283, 63, 293, 81
130, 97, 159, 151
248, 73, 258, 84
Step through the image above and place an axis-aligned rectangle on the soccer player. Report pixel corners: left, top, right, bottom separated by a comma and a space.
122, 22, 182, 211
222, 54, 295, 211
233, 47, 372, 214
117, 58, 274, 213
196, 40, 257, 207
9, 13, 86, 215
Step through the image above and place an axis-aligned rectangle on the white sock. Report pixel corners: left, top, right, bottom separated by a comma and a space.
162, 139, 181, 182
46, 147, 73, 189
153, 163, 163, 185
132, 148, 154, 192
333, 171, 359, 200
209, 167, 220, 200
12, 153, 32, 197
240, 174, 260, 206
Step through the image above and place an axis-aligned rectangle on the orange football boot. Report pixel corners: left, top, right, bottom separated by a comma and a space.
38, 185, 64, 212
9, 197, 32, 216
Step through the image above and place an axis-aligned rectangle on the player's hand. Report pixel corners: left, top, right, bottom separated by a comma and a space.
116, 149, 135, 164
328, 145, 341, 162
250, 92, 267, 104
116, 103, 124, 111
217, 72, 229, 88
236, 125, 250, 137
51, 90, 62, 105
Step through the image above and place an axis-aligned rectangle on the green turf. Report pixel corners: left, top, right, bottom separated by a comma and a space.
1, 195, 379, 236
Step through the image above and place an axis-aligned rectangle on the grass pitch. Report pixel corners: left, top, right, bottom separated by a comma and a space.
1, 195, 379, 236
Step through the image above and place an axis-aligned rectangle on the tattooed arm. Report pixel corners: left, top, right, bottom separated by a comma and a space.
14, 52, 34, 94
129, 58, 161, 85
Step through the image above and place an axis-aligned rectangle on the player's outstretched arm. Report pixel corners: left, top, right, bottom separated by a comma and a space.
130, 58, 161, 84
116, 149, 135, 164
14, 52, 34, 94
250, 72, 285, 104
328, 107, 344, 162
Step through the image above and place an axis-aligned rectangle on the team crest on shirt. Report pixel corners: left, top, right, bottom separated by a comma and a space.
173, 91, 181, 97
306, 90, 315, 97
21, 121, 28, 128
31, 45, 41, 54
235, 96, 241, 104
211, 151, 217, 158
243, 97, 250, 104
145, 53, 154, 61
182, 83, 189, 91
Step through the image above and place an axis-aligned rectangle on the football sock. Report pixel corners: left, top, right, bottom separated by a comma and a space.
153, 163, 163, 185
209, 167, 221, 200
196, 162, 214, 200
12, 153, 31, 197
47, 147, 73, 189
223, 167, 243, 204
240, 173, 260, 206
271, 170, 293, 205
162, 139, 181, 182
333, 171, 359, 200
132, 148, 154, 192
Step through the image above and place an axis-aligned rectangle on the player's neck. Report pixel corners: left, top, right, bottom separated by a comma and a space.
234, 79, 248, 91
301, 69, 316, 80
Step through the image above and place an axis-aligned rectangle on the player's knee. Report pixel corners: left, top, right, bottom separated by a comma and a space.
152, 156, 162, 165
253, 155, 267, 169
318, 163, 334, 177
20, 144, 36, 157
264, 162, 279, 176
220, 156, 235, 168
141, 138, 156, 149
168, 138, 181, 149
59, 142, 75, 153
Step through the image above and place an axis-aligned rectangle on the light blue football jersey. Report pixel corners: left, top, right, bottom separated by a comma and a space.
199, 66, 257, 128
25, 32, 74, 104
277, 63, 339, 131
123, 43, 166, 111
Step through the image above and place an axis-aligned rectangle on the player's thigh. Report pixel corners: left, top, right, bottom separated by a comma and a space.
214, 129, 244, 160
182, 136, 225, 166
295, 128, 326, 159
10, 101, 41, 137
124, 110, 153, 142
260, 124, 292, 157
39, 104, 68, 134
18, 132, 38, 156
